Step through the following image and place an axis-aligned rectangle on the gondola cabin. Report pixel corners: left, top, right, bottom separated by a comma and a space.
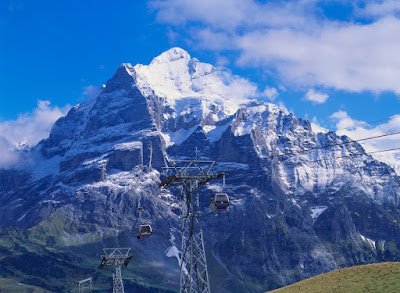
137, 224, 152, 239
210, 193, 229, 211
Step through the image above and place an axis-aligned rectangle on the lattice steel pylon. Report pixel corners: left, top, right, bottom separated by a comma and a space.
99, 248, 132, 293
160, 160, 225, 293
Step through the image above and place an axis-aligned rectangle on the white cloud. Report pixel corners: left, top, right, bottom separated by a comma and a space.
311, 116, 329, 133
194, 29, 234, 51
330, 110, 400, 174
0, 137, 20, 169
151, 0, 311, 31
262, 86, 279, 101
304, 89, 329, 104
151, 0, 400, 94
218, 71, 259, 100
330, 110, 365, 130
215, 71, 279, 101
0, 100, 70, 169
215, 55, 230, 68
236, 17, 400, 93
166, 28, 179, 43
360, 0, 400, 17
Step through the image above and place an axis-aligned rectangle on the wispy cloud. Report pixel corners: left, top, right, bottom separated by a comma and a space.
208, 70, 259, 101
263, 86, 279, 101
330, 110, 400, 174
151, 0, 311, 30
151, 0, 400, 94
236, 17, 400, 93
0, 100, 70, 169
215, 70, 280, 101
359, 0, 400, 18
330, 110, 365, 130
304, 89, 329, 104
82, 85, 102, 102
0, 137, 21, 169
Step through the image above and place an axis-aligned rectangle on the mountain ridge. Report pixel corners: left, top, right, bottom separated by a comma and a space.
0, 48, 399, 292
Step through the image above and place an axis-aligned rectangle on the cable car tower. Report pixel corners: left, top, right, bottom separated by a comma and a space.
99, 248, 132, 293
160, 159, 226, 293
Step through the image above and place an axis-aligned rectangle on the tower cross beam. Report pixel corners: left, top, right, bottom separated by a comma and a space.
99, 248, 132, 293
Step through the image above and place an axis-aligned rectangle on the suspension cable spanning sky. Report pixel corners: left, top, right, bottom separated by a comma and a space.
0, 0, 399, 171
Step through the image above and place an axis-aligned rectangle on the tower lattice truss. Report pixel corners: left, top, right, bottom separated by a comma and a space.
161, 160, 225, 293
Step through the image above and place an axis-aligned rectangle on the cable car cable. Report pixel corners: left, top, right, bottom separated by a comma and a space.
175, 130, 400, 167
161, 113, 400, 153
278, 146, 400, 168
217, 146, 400, 171
335, 114, 400, 132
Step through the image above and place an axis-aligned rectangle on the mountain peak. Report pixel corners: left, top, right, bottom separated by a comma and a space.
150, 47, 191, 65
131, 47, 247, 107
132, 47, 223, 101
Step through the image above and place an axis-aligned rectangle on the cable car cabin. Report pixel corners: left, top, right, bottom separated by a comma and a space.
210, 193, 229, 211
137, 225, 152, 239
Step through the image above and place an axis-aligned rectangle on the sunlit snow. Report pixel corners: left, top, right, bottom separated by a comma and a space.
310, 206, 328, 221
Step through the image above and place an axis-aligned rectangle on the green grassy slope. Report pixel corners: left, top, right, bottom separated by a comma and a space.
0, 277, 52, 293
267, 262, 400, 293
0, 215, 178, 293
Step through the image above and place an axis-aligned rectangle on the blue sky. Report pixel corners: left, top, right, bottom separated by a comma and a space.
0, 0, 399, 170
0, 0, 172, 119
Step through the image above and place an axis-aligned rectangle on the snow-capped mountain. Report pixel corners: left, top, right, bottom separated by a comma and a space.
1, 48, 400, 292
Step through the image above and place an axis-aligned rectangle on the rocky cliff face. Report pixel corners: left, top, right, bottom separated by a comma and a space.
1, 48, 400, 292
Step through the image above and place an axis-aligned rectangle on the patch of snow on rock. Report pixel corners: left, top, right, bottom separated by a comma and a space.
360, 234, 376, 249
310, 206, 328, 221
